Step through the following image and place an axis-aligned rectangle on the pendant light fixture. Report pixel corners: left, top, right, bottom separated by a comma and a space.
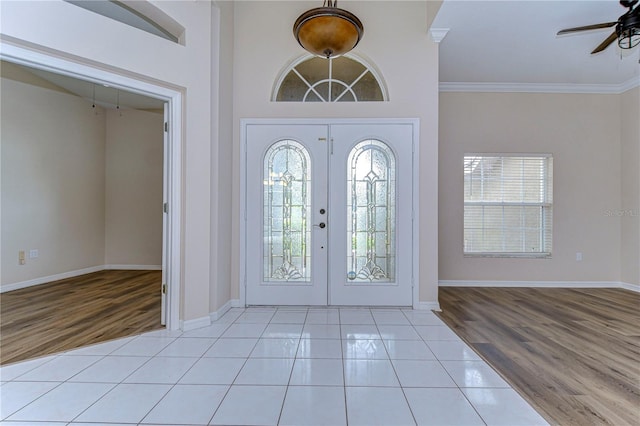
293, 0, 364, 58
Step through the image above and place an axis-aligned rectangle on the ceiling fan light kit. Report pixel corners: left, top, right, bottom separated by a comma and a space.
293, 0, 364, 58
557, 0, 640, 54
617, 9, 640, 49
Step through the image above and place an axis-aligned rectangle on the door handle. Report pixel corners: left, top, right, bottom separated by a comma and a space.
314, 222, 326, 229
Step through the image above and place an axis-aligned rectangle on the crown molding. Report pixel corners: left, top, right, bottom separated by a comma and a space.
619, 76, 640, 93
440, 78, 640, 94
429, 28, 449, 43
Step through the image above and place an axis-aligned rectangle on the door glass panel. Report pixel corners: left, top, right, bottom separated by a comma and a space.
346, 140, 396, 283
263, 140, 311, 282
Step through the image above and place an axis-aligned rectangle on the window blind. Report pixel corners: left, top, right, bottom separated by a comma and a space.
463, 155, 553, 256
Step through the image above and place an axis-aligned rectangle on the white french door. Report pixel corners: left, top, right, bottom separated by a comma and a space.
244, 121, 415, 306
328, 124, 413, 306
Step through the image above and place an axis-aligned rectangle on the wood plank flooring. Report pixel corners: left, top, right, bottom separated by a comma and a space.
0, 270, 163, 365
437, 287, 640, 426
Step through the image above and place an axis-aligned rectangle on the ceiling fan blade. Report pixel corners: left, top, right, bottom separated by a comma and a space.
591, 31, 619, 53
557, 22, 617, 35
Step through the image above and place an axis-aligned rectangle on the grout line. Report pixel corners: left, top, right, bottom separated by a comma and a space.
402, 309, 489, 425
339, 306, 350, 426
207, 306, 253, 425
375, 309, 418, 426
275, 307, 308, 425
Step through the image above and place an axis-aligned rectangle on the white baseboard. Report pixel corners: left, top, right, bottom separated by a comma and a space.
620, 282, 640, 293
180, 316, 211, 331
416, 301, 441, 312
105, 264, 162, 270
1, 265, 163, 293
1, 266, 105, 293
210, 300, 233, 322
439, 280, 625, 289
186, 299, 243, 331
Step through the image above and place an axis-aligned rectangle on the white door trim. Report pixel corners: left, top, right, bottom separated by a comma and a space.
240, 118, 420, 308
1, 40, 183, 330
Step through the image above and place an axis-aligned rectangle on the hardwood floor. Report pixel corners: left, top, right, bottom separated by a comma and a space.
437, 287, 640, 426
0, 270, 163, 365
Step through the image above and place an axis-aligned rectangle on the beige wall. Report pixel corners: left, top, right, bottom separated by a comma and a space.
1, 78, 106, 286
439, 92, 622, 282
1, 77, 165, 290
105, 109, 163, 266
1, 0, 218, 321
211, 1, 235, 311
620, 87, 640, 286
231, 1, 441, 305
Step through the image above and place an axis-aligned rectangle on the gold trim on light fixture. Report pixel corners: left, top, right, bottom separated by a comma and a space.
293, 1, 364, 58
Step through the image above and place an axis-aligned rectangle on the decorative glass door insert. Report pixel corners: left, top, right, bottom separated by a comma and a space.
347, 140, 396, 282
329, 123, 414, 306
263, 140, 311, 282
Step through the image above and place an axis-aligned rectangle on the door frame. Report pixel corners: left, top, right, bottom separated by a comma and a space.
240, 118, 420, 308
1, 41, 183, 330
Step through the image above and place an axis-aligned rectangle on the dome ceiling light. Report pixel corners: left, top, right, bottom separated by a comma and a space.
293, 0, 364, 59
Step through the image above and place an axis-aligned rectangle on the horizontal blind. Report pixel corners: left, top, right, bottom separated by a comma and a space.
464, 155, 553, 255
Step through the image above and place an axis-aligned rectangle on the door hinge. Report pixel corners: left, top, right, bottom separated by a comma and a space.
164, 122, 168, 132
163, 203, 168, 213
162, 284, 167, 294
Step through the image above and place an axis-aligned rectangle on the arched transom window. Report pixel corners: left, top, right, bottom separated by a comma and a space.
274, 54, 387, 102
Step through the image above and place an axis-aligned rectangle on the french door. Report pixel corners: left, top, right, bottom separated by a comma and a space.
244, 122, 414, 306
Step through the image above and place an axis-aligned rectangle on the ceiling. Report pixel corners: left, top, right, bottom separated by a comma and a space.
6, 1, 639, 98
10, 62, 165, 110
432, 0, 640, 89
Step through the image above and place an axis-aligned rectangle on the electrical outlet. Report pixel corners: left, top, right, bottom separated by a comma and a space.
18, 250, 26, 265
29, 249, 39, 259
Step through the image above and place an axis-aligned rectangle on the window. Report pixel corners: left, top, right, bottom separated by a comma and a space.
463, 155, 553, 257
274, 54, 387, 102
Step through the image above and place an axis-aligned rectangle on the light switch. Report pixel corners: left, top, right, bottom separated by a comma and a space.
29, 249, 39, 259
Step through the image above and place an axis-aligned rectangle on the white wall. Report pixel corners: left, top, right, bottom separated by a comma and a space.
105, 109, 163, 267
620, 87, 640, 287
1, 0, 218, 321
231, 1, 441, 305
1, 78, 106, 286
439, 92, 622, 283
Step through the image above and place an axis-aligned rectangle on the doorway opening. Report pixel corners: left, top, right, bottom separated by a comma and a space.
0, 42, 182, 332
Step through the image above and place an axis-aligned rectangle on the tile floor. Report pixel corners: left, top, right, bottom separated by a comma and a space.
0, 307, 549, 425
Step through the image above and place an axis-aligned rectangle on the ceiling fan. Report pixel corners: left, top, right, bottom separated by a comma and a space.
557, 0, 640, 54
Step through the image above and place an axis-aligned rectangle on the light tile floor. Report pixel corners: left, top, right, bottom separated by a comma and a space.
0, 307, 549, 425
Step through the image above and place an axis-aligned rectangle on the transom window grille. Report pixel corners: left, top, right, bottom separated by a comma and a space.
263, 140, 311, 281
274, 54, 387, 102
347, 140, 396, 282
464, 155, 553, 257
